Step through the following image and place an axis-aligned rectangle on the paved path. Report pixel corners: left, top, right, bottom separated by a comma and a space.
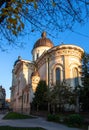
0, 114, 81, 130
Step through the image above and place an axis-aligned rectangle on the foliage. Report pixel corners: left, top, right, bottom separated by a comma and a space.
66, 114, 84, 127
3, 112, 34, 119
47, 114, 59, 122
47, 113, 86, 128
32, 80, 48, 111
80, 52, 89, 111
47, 113, 84, 128
47, 114, 65, 123
46, 83, 72, 112
0, 1, 89, 49
0, 126, 45, 130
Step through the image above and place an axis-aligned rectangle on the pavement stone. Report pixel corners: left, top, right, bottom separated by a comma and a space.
0, 114, 81, 130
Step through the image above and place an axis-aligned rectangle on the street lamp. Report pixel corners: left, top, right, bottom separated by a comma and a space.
75, 86, 80, 113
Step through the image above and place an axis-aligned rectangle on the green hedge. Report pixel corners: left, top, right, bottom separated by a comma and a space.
66, 114, 84, 127
47, 113, 84, 128
47, 114, 59, 122
47, 114, 66, 123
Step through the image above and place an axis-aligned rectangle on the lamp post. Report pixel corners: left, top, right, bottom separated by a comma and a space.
21, 90, 23, 113
47, 57, 50, 113
75, 86, 80, 113
48, 57, 50, 88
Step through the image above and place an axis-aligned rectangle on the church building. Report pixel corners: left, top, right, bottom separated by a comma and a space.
10, 32, 84, 114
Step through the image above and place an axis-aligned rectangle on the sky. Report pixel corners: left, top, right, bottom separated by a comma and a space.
0, 22, 89, 99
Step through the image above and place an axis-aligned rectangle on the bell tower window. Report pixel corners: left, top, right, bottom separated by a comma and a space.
37, 53, 39, 59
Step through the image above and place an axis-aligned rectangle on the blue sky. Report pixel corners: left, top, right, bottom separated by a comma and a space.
0, 22, 89, 99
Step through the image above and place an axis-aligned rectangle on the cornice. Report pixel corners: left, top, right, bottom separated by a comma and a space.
49, 44, 84, 53
14, 60, 34, 75
36, 44, 84, 69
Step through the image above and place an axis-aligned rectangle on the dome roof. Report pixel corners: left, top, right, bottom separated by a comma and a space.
33, 32, 54, 50
31, 71, 40, 77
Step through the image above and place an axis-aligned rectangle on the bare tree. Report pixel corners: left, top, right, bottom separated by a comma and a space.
0, 0, 89, 49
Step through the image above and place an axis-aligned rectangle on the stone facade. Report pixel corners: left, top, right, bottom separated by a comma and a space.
10, 32, 84, 114
0, 85, 6, 109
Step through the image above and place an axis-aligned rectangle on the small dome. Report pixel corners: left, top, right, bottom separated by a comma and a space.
14, 56, 22, 66
32, 32, 54, 50
31, 71, 40, 77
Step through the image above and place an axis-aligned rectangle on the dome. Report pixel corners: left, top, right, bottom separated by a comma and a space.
14, 56, 22, 66
31, 71, 40, 77
32, 32, 54, 50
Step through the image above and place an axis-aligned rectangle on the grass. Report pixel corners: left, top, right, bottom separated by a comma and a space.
0, 126, 45, 130
1, 112, 45, 130
3, 112, 34, 120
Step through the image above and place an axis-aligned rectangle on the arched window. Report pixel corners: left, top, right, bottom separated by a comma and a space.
73, 68, 79, 87
56, 68, 60, 85
37, 53, 39, 59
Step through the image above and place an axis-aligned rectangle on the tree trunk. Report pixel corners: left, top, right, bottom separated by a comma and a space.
37, 104, 39, 112
48, 102, 50, 113
75, 95, 79, 113
52, 105, 55, 115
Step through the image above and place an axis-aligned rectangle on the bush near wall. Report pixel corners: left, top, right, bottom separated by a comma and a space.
47, 114, 65, 123
66, 114, 84, 127
47, 114, 59, 122
47, 113, 84, 128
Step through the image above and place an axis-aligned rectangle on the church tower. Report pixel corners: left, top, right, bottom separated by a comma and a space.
32, 32, 54, 61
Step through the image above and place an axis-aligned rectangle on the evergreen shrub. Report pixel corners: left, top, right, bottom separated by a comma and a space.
47, 114, 59, 122
66, 114, 84, 127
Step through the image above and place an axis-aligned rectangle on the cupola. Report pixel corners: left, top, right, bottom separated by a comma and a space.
32, 32, 54, 61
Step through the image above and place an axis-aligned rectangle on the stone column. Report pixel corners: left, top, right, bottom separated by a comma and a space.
63, 55, 70, 85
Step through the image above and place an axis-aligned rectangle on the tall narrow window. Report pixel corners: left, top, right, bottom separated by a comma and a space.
18, 80, 20, 94
23, 94, 26, 103
37, 53, 39, 59
27, 93, 29, 103
73, 68, 79, 87
56, 68, 60, 85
